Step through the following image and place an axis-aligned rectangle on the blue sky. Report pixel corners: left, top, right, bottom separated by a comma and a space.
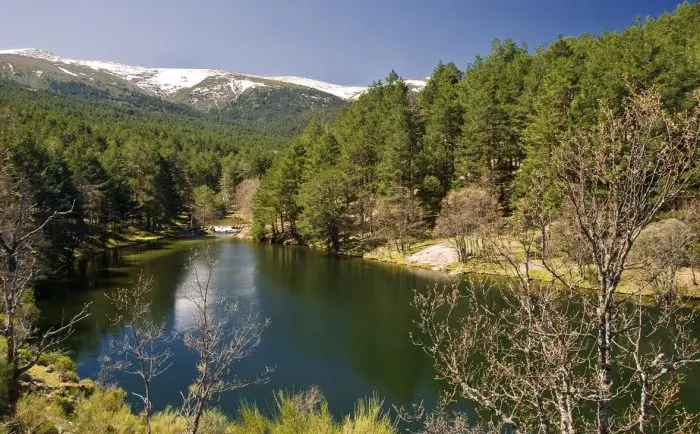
0, 0, 686, 85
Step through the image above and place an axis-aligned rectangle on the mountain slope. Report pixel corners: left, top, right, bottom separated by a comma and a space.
0, 48, 427, 136
0, 49, 380, 100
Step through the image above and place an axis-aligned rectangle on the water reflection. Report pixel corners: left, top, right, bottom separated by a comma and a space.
38, 239, 447, 418
38, 239, 699, 421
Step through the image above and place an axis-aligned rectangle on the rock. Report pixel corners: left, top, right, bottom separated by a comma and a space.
406, 244, 458, 269
207, 224, 247, 234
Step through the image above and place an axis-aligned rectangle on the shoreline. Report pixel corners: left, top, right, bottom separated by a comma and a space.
117, 220, 699, 301
360, 241, 700, 300
243, 229, 700, 300
62, 226, 207, 274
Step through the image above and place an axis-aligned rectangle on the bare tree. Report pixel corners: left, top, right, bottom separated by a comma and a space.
545, 88, 699, 434
616, 292, 700, 433
434, 187, 500, 263
413, 235, 599, 433
180, 249, 272, 434
376, 187, 424, 254
413, 88, 700, 434
103, 272, 172, 434
628, 218, 695, 291
395, 401, 484, 434
234, 178, 260, 221
0, 151, 89, 415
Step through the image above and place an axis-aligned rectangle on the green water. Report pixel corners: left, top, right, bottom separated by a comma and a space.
37, 237, 700, 422
38, 237, 448, 418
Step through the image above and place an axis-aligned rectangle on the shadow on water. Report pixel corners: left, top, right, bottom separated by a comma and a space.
35, 238, 214, 359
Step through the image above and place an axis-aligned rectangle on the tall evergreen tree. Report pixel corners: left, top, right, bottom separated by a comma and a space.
419, 61, 464, 213
456, 39, 531, 205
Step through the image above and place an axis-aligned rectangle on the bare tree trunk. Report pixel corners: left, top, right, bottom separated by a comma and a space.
180, 250, 271, 434
596, 295, 613, 434
638, 375, 651, 434
103, 272, 171, 434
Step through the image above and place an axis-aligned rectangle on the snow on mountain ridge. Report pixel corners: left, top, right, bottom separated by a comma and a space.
0, 48, 224, 96
0, 48, 429, 101
264, 75, 367, 100
0, 48, 63, 62
0, 48, 378, 99
79, 60, 226, 96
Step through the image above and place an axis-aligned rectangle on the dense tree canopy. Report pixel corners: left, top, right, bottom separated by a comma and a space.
0, 79, 285, 267
252, 2, 700, 252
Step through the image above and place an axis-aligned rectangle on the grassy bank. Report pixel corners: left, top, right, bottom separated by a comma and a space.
74, 214, 204, 260
362, 238, 700, 300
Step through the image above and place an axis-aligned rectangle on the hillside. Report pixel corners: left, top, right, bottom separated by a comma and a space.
0, 48, 426, 136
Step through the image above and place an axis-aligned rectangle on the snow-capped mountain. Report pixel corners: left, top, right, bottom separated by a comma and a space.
0, 49, 429, 136
0, 48, 426, 106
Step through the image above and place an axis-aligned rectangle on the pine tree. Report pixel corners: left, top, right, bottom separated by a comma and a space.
456, 39, 531, 205
419, 61, 464, 212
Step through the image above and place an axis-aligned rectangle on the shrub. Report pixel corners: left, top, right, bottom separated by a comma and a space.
150, 410, 187, 434
11, 394, 67, 434
434, 187, 500, 262
231, 388, 397, 434
340, 397, 395, 434
37, 352, 75, 373
199, 410, 236, 434
72, 387, 143, 433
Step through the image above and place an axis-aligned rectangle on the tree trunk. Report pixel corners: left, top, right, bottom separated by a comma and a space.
6, 360, 21, 416
144, 382, 152, 434
187, 400, 206, 434
638, 375, 652, 434
3, 313, 21, 415
596, 287, 613, 434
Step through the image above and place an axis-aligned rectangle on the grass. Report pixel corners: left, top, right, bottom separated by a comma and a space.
232, 389, 396, 434
74, 214, 197, 259
4, 370, 397, 434
362, 236, 700, 299
212, 212, 249, 227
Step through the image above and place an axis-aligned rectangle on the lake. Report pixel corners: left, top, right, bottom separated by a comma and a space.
37, 237, 700, 423
37, 237, 449, 419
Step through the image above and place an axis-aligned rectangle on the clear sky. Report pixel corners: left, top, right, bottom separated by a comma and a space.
0, 0, 687, 85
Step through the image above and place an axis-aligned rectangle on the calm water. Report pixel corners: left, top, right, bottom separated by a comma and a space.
37, 237, 449, 419
37, 237, 700, 421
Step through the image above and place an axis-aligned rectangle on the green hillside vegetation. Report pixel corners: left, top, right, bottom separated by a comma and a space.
3, 361, 396, 434
0, 53, 351, 139
216, 86, 347, 137
0, 53, 147, 96
0, 79, 285, 269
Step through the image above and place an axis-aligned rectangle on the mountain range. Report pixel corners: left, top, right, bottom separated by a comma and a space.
0, 49, 427, 136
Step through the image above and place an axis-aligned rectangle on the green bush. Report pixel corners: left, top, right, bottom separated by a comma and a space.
199, 410, 236, 434
37, 352, 75, 373
269, 389, 335, 434
73, 387, 144, 433
234, 404, 268, 433
231, 388, 396, 434
340, 397, 395, 434
150, 410, 187, 434
2, 376, 395, 434
11, 394, 67, 434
